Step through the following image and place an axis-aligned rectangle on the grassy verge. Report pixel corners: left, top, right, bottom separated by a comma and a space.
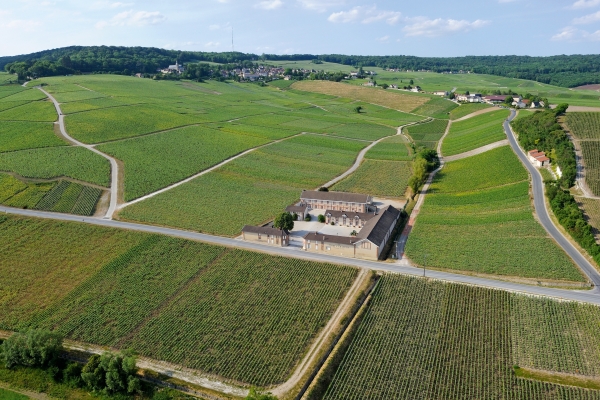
514, 366, 600, 391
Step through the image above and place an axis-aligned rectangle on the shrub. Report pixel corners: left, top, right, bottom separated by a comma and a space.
81, 352, 141, 395
318, 214, 326, 223
2, 329, 63, 369
305, 215, 311, 221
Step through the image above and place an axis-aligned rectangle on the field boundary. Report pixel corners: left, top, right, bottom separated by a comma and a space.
37, 87, 120, 219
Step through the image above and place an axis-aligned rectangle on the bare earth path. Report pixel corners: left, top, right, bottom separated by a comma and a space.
39, 87, 120, 219
442, 139, 509, 162
452, 105, 499, 122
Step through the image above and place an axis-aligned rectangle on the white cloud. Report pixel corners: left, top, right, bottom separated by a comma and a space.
498, 0, 517, 3
91, 1, 133, 9
552, 26, 600, 41
205, 41, 221, 47
96, 10, 167, 28
402, 17, 489, 37
377, 35, 390, 42
209, 24, 221, 30
0, 19, 41, 31
297, 0, 345, 12
328, 6, 401, 25
573, 10, 600, 24
254, 0, 283, 10
571, 0, 600, 9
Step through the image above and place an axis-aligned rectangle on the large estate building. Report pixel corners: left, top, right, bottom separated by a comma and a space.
300, 190, 372, 213
303, 205, 401, 260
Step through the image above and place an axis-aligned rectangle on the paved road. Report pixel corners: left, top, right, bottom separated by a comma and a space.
4, 204, 600, 304
39, 88, 120, 220
504, 110, 600, 288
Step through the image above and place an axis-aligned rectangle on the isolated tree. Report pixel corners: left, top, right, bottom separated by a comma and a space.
274, 212, 294, 231
554, 103, 569, 115
409, 79, 414, 85
381, 83, 389, 89
354, 106, 363, 113
2, 329, 63, 369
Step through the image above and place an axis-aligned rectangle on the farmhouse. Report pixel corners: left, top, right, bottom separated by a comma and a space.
483, 95, 509, 104
527, 149, 550, 167
324, 210, 376, 228
286, 205, 309, 220
303, 205, 401, 260
434, 91, 449, 96
300, 190, 373, 213
241, 225, 290, 247
457, 93, 482, 103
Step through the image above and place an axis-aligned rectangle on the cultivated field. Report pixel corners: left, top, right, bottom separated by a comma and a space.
411, 97, 458, 119
441, 109, 509, 156
291, 80, 429, 112
0, 121, 65, 153
322, 274, 600, 399
364, 135, 413, 161
1, 215, 358, 387
449, 103, 492, 120
120, 134, 368, 235
566, 112, 600, 140
577, 197, 600, 242
332, 159, 412, 199
404, 119, 448, 149
405, 146, 584, 282
566, 112, 600, 196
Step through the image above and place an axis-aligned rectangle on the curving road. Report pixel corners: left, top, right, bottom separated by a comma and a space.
3, 204, 600, 304
504, 110, 600, 288
39, 88, 120, 220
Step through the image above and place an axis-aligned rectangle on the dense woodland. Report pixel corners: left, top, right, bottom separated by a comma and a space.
1, 46, 599, 87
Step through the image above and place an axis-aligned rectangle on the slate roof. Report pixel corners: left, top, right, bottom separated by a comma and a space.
286, 205, 308, 213
300, 190, 371, 204
356, 205, 401, 247
242, 225, 289, 236
325, 210, 376, 221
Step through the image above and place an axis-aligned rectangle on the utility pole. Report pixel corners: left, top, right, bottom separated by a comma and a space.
423, 254, 427, 277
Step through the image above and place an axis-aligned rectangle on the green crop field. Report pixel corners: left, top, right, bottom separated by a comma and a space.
441, 109, 509, 156
565, 112, 600, 196
0, 147, 110, 187
405, 146, 584, 281
404, 119, 448, 148
566, 112, 600, 139
322, 274, 600, 400
0, 388, 29, 400
2, 215, 358, 387
98, 126, 268, 201
449, 103, 493, 120
0, 174, 102, 215
365, 135, 412, 161
0, 121, 65, 153
120, 134, 366, 235
332, 159, 411, 199
0, 100, 57, 122
580, 142, 600, 196
576, 197, 600, 242
411, 97, 458, 119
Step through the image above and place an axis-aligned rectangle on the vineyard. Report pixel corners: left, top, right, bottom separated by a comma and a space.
565, 112, 600, 196
576, 197, 600, 242
1, 215, 358, 387
0, 146, 110, 186
97, 125, 268, 201
322, 274, 600, 399
405, 146, 584, 281
448, 102, 492, 120
566, 112, 600, 139
404, 119, 448, 149
364, 135, 413, 161
332, 159, 411, 199
411, 97, 458, 119
0, 100, 57, 122
441, 109, 509, 156
0, 174, 103, 216
0, 121, 66, 153
120, 135, 368, 235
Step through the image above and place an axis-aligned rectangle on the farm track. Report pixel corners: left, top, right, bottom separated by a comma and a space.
117, 132, 305, 209
322, 120, 426, 188
38, 88, 120, 219
452, 106, 499, 122
442, 139, 509, 162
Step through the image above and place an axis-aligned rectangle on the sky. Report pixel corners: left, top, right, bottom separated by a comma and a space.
1, 0, 599, 57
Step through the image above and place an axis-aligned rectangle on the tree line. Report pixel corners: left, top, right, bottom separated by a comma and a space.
2, 46, 600, 87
